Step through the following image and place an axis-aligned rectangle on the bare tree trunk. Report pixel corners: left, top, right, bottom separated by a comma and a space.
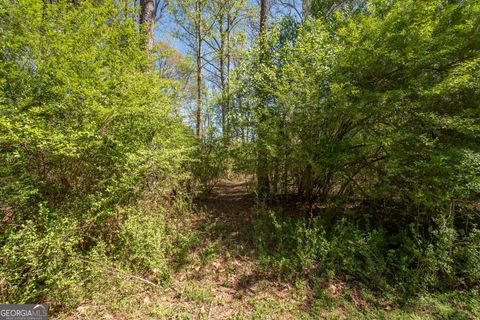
140, 0, 155, 56
302, 0, 311, 20
195, 0, 203, 138
226, 7, 231, 142
256, 0, 270, 198
260, 0, 268, 38
219, 14, 227, 139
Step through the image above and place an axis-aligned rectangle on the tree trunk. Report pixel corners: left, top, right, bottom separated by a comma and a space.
256, 0, 270, 198
302, 0, 311, 20
226, 8, 231, 142
195, 0, 203, 138
260, 0, 268, 37
219, 14, 227, 139
140, 0, 155, 56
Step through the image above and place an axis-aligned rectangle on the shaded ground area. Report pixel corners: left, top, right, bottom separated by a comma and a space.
196, 180, 256, 255
154, 180, 311, 319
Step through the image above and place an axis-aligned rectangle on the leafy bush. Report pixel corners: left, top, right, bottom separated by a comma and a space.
239, 0, 480, 221
0, 0, 191, 214
240, 0, 480, 300
0, 0, 192, 306
253, 208, 480, 292
191, 138, 229, 195
0, 206, 83, 304
115, 206, 172, 283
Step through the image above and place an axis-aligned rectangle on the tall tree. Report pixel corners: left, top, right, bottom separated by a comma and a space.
171, 0, 208, 137
140, 0, 155, 55
195, 0, 204, 137
202, 0, 249, 140
256, 0, 270, 196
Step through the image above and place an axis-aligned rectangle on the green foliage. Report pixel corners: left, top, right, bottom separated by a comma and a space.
253, 209, 329, 278
1, 0, 479, 315
239, 0, 480, 215
191, 138, 229, 194
236, 3, 480, 297
0, 0, 193, 306
253, 208, 480, 292
0, 207, 82, 304
235, 2, 480, 297
0, 0, 190, 214
115, 206, 172, 283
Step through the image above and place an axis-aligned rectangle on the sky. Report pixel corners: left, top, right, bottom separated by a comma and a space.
153, 0, 303, 56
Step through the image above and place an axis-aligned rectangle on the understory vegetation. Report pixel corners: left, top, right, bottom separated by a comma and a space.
243, 1, 480, 315
1, 0, 479, 318
0, 0, 192, 308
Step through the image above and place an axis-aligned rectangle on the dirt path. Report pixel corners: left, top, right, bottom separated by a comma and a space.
155, 180, 310, 319
196, 180, 255, 256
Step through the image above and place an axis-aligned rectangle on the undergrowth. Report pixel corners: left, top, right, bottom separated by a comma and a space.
252, 206, 480, 318
0, 192, 192, 313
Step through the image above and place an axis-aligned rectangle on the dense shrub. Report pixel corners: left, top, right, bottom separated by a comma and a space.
253, 208, 480, 292
238, 0, 480, 219
237, 0, 480, 297
191, 137, 229, 195
0, 0, 192, 305
115, 205, 172, 282
0, 207, 82, 304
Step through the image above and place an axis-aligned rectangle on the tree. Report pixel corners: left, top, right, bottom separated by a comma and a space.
202, 0, 249, 140
195, 0, 204, 137
140, 0, 156, 55
171, 0, 209, 137
255, 0, 270, 197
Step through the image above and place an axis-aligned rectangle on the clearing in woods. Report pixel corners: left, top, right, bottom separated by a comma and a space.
154, 180, 313, 319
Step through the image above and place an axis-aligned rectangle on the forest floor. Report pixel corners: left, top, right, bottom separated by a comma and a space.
153, 180, 315, 319
61, 180, 479, 319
